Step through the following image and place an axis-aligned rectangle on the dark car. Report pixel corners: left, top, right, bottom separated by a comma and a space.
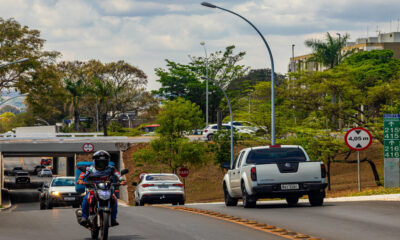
11, 167, 24, 176
33, 165, 46, 175
15, 172, 30, 184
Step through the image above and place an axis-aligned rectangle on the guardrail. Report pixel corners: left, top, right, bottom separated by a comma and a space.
0, 132, 105, 138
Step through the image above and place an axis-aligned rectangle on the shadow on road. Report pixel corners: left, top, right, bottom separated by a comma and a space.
84, 235, 146, 240
9, 190, 39, 203
251, 203, 336, 209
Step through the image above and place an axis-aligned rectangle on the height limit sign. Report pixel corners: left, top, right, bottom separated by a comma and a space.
384, 114, 400, 188
345, 127, 372, 192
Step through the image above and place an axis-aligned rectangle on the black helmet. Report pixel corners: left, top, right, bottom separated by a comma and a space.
92, 150, 110, 170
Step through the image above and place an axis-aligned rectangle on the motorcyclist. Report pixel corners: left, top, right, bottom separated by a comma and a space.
77, 150, 127, 227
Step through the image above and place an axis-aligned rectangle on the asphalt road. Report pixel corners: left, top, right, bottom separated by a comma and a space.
0, 190, 284, 240
187, 200, 400, 240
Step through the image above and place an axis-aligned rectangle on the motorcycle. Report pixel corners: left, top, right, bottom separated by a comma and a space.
76, 168, 128, 240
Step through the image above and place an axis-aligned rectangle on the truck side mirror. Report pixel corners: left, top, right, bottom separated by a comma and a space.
221, 162, 231, 170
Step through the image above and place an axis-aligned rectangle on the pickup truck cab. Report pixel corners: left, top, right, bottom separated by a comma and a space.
222, 145, 327, 208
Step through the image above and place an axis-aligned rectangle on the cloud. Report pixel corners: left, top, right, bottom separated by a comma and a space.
1, 0, 399, 90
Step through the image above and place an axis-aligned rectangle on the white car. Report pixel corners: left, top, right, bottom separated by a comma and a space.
202, 123, 256, 141
40, 177, 81, 209
38, 169, 53, 177
133, 173, 185, 206
225, 121, 267, 135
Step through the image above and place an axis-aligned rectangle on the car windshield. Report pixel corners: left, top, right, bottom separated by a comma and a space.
43, 170, 51, 172
145, 175, 178, 181
52, 178, 75, 186
246, 148, 307, 164
17, 172, 28, 176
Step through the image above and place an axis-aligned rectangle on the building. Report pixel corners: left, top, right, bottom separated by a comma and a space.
289, 32, 400, 73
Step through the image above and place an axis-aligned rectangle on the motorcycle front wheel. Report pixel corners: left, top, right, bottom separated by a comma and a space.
100, 211, 110, 240
91, 226, 99, 240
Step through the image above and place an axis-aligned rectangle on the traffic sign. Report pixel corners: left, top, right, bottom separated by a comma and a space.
82, 143, 94, 153
384, 114, 400, 188
344, 127, 372, 151
178, 167, 189, 178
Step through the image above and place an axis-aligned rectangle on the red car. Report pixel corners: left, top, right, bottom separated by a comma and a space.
40, 158, 52, 166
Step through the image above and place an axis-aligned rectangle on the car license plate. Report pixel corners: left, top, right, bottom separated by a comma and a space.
64, 197, 75, 201
158, 185, 169, 188
281, 184, 299, 190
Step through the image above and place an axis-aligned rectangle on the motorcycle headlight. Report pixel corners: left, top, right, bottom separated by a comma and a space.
98, 190, 111, 200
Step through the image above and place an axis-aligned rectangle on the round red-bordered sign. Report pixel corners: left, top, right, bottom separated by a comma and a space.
344, 127, 372, 151
178, 167, 189, 178
82, 143, 94, 153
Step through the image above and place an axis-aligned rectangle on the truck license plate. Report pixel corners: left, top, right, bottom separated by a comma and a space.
281, 184, 299, 190
64, 197, 75, 201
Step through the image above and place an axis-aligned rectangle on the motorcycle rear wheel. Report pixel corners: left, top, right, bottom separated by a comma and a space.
101, 211, 110, 240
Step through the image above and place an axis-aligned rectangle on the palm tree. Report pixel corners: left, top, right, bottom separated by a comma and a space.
89, 77, 122, 136
305, 32, 352, 129
305, 32, 351, 69
65, 79, 85, 132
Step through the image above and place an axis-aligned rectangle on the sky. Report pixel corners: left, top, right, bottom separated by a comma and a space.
1, 0, 400, 90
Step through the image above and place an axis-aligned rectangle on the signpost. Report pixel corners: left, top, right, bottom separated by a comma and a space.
82, 143, 94, 153
345, 127, 372, 192
384, 114, 400, 188
178, 167, 189, 196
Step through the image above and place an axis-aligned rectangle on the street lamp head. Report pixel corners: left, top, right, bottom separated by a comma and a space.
200, 41, 205, 46
201, 2, 217, 8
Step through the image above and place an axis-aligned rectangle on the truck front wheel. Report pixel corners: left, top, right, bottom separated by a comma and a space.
223, 183, 238, 207
241, 184, 256, 208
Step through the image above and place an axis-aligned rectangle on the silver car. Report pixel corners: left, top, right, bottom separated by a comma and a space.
133, 173, 185, 206
38, 169, 53, 177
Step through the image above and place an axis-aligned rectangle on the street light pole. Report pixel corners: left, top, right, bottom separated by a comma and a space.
202, 76, 234, 168
201, 2, 276, 145
0, 58, 29, 68
291, 44, 295, 72
200, 41, 209, 128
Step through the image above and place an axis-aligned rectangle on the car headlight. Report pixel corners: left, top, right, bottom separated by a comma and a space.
51, 191, 60, 196
98, 190, 111, 200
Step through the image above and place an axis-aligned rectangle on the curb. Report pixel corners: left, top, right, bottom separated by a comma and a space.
184, 194, 400, 206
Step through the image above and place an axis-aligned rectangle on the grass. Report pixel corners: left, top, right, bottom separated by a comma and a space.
346, 187, 400, 197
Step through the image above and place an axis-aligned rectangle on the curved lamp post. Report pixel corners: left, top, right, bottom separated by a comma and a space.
0, 58, 29, 68
201, 76, 234, 167
0, 93, 28, 108
201, 2, 276, 145
200, 41, 209, 128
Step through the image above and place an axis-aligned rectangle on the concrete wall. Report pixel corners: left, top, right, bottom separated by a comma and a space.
58, 157, 67, 176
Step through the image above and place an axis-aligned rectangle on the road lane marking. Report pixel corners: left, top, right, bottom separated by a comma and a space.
156, 206, 322, 240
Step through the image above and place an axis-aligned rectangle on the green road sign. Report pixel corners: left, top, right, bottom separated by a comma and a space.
384, 114, 400, 188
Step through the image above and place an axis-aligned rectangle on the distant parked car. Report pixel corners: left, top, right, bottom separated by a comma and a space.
11, 167, 24, 176
38, 169, 53, 177
133, 173, 185, 206
140, 124, 160, 134
15, 172, 30, 184
40, 158, 52, 166
225, 121, 267, 135
202, 124, 256, 141
40, 177, 81, 209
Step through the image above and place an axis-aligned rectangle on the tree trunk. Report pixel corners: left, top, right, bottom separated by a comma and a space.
331, 93, 337, 129
74, 110, 80, 132
102, 114, 108, 136
327, 157, 331, 191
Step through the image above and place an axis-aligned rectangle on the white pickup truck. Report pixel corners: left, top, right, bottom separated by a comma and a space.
222, 145, 327, 208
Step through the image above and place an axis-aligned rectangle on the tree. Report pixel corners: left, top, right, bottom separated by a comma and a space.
133, 98, 205, 173
0, 17, 60, 92
153, 45, 248, 123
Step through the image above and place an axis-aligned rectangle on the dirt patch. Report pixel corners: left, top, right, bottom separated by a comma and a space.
121, 142, 386, 204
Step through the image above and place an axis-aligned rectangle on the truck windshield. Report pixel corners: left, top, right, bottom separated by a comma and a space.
246, 148, 307, 164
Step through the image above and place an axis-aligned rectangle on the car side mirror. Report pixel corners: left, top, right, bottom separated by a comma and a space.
120, 169, 129, 176
221, 162, 231, 170
132, 182, 137, 186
